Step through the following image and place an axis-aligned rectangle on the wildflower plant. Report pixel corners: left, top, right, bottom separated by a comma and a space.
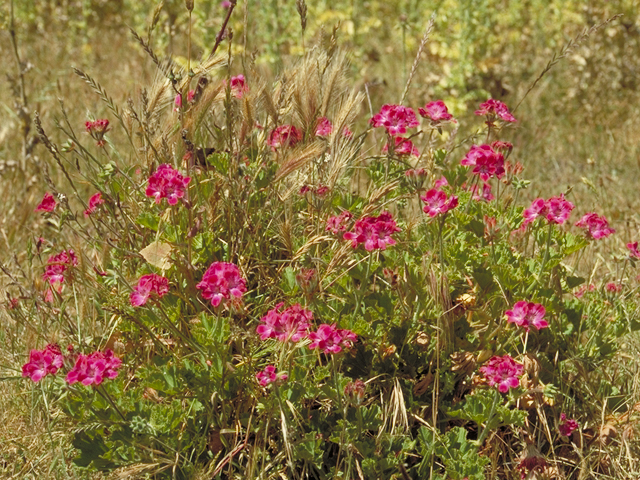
4, 7, 640, 480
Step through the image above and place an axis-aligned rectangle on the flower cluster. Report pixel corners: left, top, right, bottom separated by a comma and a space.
196, 261, 247, 308
405, 168, 429, 190
344, 379, 366, 405
256, 365, 288, 386
315, 117, 353, 138
299, 184, 330, 197
145, 164, 191, 206
558, 413, 579, 437
628, 241, 640, 259
574, 212, 615, 239
84, 192, 105, 217
256, 303, 312, 343
461, 144, 505, 181
267, 124, 302, 150
229, 74, 248, 98
308, 324, 357, 354
421, 189, 458, 217
130, 274, 170, 306
522, 194, 575, 227
418, 100, 455, 124
382, 136, 420, 157
43, 250, 78, 286
370, 104, 419, 136
475, 99, 516, 123
66, 349, 122, 386
479, 354, 523, 393
35, 192, 57, 213
343, 211, 401, 251
21, 344, 64, 382
85, 119, 110, 146
505, 301, 548, 331
326, 211, 353, 234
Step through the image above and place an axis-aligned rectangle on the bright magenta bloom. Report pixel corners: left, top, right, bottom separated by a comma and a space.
146, 164, 191, 206
606, 282, 622, 293
628, 242, 640, 259
257, 303, 312, 342
326, 211, 353, 234
475, 98, 516, 123
370, 104, 419, 136
43, 250, 78, 286
522, 194, 574, 227
130, 274, 169, 306
479, 354, 523, 393
505, 301, 548, 331
421, 189, 458, 217
575, 212, 615, 239
461, 144, 505, 181
22, 344, 64, 382
35, 192, 57, 213
343, 211, 401, 251
558, 413, 579, 437
196, 261, 247, 307
66, 349, 121, 386
383, 137, 420, 157
267, 125, 302, 150
308, 324, 357, 354
256, 365, 287, 386
84, 192, 105, 217
229, 74, 248, 98
418, 100, 455, 123
546, 194, 574, 224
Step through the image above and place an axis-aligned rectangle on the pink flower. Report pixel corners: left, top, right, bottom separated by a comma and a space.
35, 192, 57, 213
383, 137, 420, 157
308, 324, 357, 354
605, 282, 622, 293
418, 100, 455, 124
343, 211, 401, 251
267, 125, 302, 150
461, 144, 505, 181
479, 354, 523, 393
43, 250, 78, 286
326, 211, 353, 234
546, 194, 574, 224
83, 192, 105, 217
558, 413, 579, 437
475, 99, 516, 123
145, 164, 191, 206
628, 242, 640, 259
85, 119, 110, 146
522, 198, 548, 227
229, 74, 248, 98
315, 117, 333, 136
517, 445, 547, 480
21, 344, 64, 382
505, 301, 548, 331
196, 261, 247, 307
66, 349, 122, 386
130, 274, 170, 306
470, 182, 494, 202
522, 194, 574, 227
574, 284, 595, 298
434, 177, 449, 188
575, 212, 615, 239
257, 303, 312, 342
370, 104, 419, 136
256, 365, 288, 386
421, 189, 458, 217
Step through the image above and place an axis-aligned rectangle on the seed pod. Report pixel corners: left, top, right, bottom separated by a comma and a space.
185, 0, 194, 12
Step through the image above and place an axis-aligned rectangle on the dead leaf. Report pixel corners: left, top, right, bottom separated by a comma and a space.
140, 241, 172, 270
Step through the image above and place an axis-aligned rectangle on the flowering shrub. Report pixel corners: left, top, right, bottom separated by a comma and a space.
7, 21, 640, 480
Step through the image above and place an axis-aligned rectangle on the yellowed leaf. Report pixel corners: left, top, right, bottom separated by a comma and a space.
139, 241, 172, 270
